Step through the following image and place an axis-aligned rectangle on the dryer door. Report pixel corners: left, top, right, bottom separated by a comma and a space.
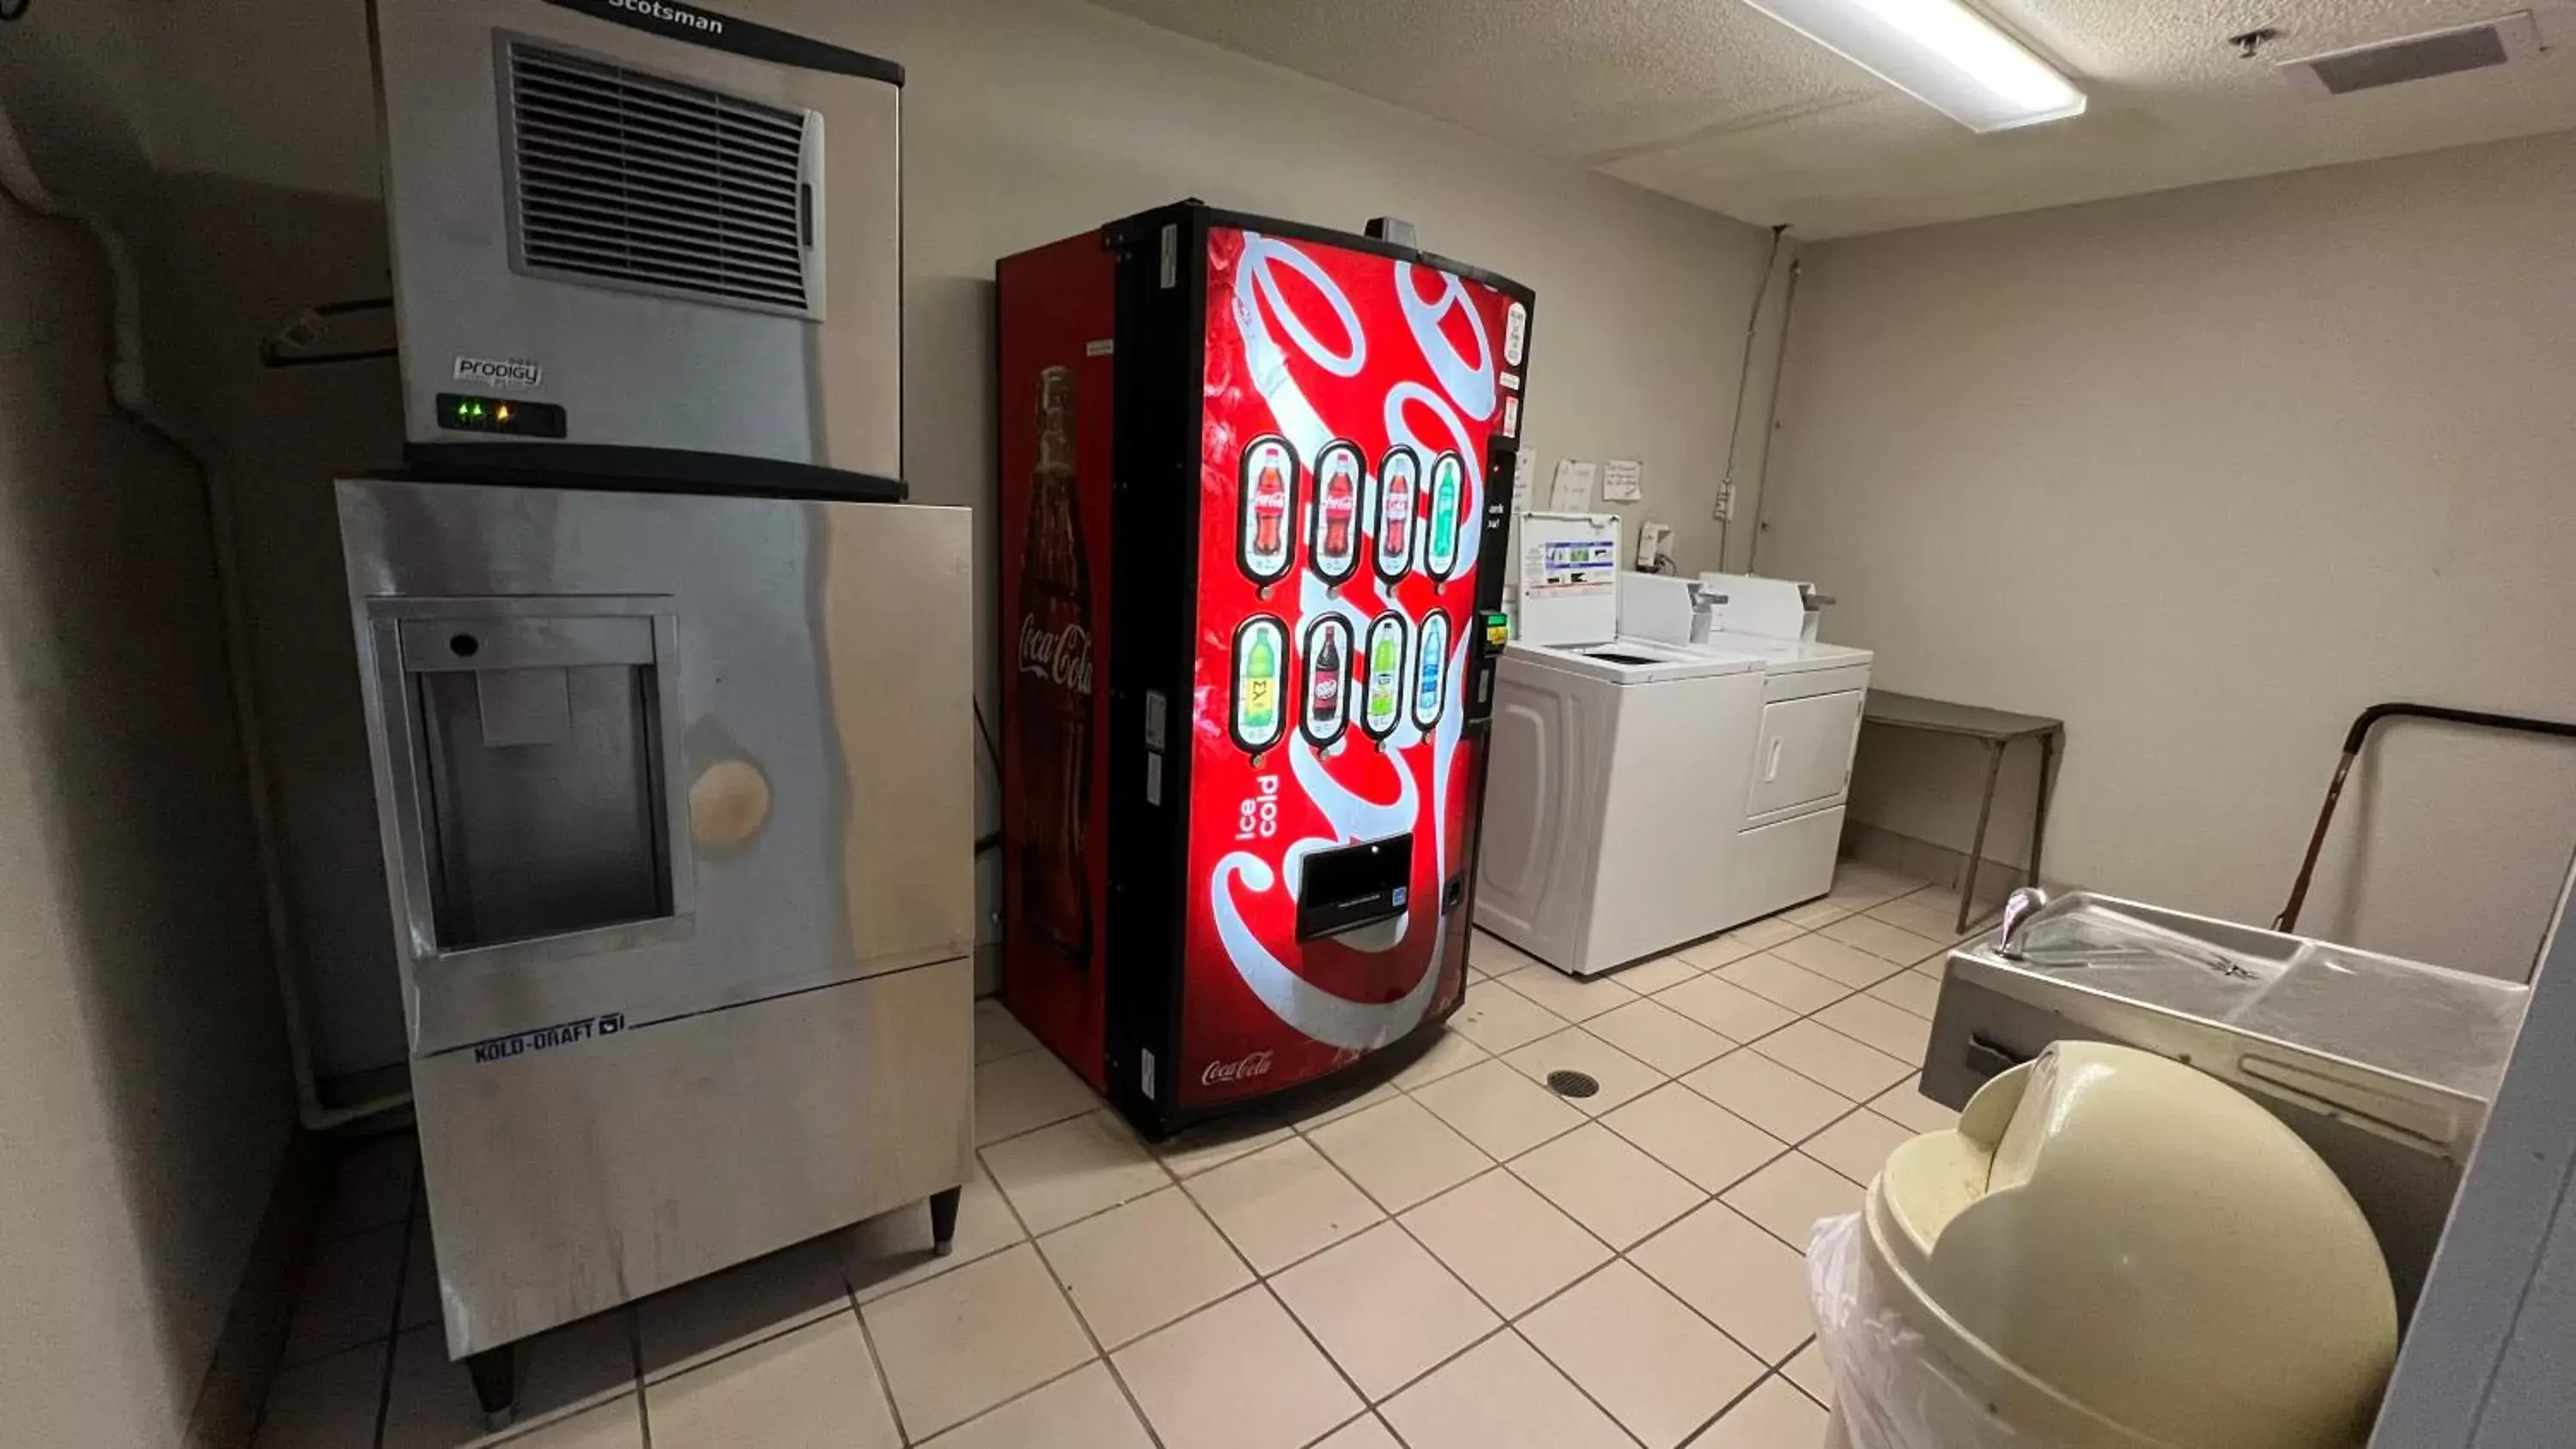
1748, 688, 1863, 819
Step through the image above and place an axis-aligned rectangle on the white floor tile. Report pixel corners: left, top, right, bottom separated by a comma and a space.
1721, 1153, 1864, 1252
1183, 1137, 1382, 1274
1868, 892, 1980, 944
1780, 900, 1848, 929
1782, 1341, 1835, 1408
1870, 1076, 1962, 1135
1387, 1028, 1492, 1091
982, 1110, 1171, 1235
1750, 1021, 1912, 1100
860, 1245, 1094, 1440
1801, 1110, 1916, 1188
1681, 1051, 1854, 1142
1380, 1331, 1631, 1449
317, 1133, 419, 1241
1501, 1028, 1667, 1117
1864, 970, 1941, 1021
1469, 930, 1544, 979
1401, 1170, 1612, 1319
1498, 963, 1637, 1023
506, 1400, 647, 1449
1410, 1058, 1589, 1161
639, 1234, 854, 1381
1603, 1085, 1788, 1195
919, 1363, 1151, 1449
1653, 973, 1796, 1044
384, 1312, 635, 1449
845, 1162, 1026, 1306
1521, 1261, 1764, 1449
281, 1221, 405, 1368
1718, 917, 1805, 951
1609, 953, 1705, 995
1445, 979, 1570, 1055
1307, 1095, 1493, 1213
1770, 933, 1904, 990
1112, 1288, 1362, 1449
1714, 953, 1850, 1015
1271, 1223, 1499, 1400
1510, 1124, 1705, 1251
1149, 1111, 1295, 1179
1284, 1075, 1405, 1131
253, 1342, 390, 1449
975, 1049, 1101, 1145
1815, 994, 1932, 1064
1584, 998, 1734, 1076
1630, 1203, 1815, 1362
972, 997, 1042, 1064
1674, 934, 1763, 970
1818, 912, 1944, 966
1311, 1413, 1403, 1448
1690, 1377, 1829, 1448
1039, 1187, 1253, 1349
645, 1312, 901, 1449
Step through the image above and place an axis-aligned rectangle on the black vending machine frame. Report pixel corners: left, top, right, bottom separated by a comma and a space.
1097, 201, 1534, 1138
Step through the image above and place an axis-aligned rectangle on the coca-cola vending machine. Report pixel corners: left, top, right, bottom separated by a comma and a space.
998, 202, 1533, 1137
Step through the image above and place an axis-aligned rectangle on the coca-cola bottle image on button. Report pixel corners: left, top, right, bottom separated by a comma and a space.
1013, 366, 1095, 972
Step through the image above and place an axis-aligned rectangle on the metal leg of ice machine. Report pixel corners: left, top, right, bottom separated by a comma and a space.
339, 478, 978, 1397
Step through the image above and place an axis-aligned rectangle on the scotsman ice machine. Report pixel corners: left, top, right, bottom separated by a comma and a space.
337, 0, 971, 1426
1923, 889, 2529, 1314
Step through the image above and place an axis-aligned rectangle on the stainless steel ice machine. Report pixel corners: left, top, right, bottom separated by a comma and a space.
339, 476, 974, 1389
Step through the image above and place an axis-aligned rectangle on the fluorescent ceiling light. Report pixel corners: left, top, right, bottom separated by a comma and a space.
1736, 0, 2087, 132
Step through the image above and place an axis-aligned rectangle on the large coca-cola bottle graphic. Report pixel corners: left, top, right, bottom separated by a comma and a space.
1014, 367, 1094, 971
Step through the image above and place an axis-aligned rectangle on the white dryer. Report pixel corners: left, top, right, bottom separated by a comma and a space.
1477, 634, 1768, 977
1687, 631, 1873, 917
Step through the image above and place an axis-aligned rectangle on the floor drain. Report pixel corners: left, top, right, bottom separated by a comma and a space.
1545, 1069, 1601, 1100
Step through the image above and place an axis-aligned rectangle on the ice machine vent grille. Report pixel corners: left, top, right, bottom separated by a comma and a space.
505, 43, 817, 315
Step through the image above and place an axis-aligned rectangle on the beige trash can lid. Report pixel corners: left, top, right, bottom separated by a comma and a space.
1862, 1041, 2397, 1449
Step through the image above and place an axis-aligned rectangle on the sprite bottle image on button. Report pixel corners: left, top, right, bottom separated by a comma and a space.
1424, 452, 1463, 578
1231, 615, 1288, 753
1361, 613, 1407, 739
1413, 610, 1450, 731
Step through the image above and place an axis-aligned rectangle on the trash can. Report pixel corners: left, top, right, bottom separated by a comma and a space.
1809, 1041, 2398, 1449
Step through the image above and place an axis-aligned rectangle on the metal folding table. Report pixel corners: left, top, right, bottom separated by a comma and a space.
1860, 690, 2063, 934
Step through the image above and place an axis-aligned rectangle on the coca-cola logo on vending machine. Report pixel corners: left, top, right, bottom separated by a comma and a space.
1018, 615, 1094, 695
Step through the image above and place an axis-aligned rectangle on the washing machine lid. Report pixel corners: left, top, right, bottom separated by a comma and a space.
1699, 634, 1873, 673
1507, 636, 1763, 684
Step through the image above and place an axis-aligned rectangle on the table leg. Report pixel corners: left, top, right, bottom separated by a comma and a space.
1958, 737, 2007, 935
2026, 730, 2057, 894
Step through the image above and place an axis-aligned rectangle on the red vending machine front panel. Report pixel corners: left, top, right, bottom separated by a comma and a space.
1179, 225, 1528, 1109
997, 234, 1119, 1089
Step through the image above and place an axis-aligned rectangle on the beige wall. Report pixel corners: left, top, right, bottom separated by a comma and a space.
1759, 132, 2576, 979
0, 76, 292, 1449
121, 0, 1777, 1006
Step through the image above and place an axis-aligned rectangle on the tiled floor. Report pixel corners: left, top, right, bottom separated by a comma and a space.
257, 864, 1976, 1449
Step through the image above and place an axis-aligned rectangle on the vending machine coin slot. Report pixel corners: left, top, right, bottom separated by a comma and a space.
1296, 833, 1416, 941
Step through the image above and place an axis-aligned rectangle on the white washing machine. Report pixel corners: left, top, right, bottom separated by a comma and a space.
1477, 634, 1768, 975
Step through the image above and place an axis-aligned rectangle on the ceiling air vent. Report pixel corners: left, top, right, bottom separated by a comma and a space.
2277, 12, 2543, 95
503, 42, 821, 317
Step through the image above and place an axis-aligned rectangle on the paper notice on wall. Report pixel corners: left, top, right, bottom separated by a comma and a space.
1510, 449, 1536, 512
1521, 533, 1619, 598
1601, 459, 1643, 503
1548, 459, 1598, 512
